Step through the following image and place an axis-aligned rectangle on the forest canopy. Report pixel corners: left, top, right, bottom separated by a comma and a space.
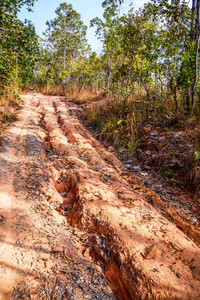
0, 0, 200, 113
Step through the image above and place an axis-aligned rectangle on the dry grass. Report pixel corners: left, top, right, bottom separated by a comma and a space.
181, 124, 200, 192
82, 90, 200, 194
40, 85, 105, 103
70, 89, 105, 104
40, 85, 64, 96
0, 86, 20, 137
26, 84, 200, 193
83, 91, 165, 149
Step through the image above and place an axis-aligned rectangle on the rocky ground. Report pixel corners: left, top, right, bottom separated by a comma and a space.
0, 93, 199, 300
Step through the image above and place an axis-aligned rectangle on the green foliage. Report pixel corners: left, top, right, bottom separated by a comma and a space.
195, 151, 200, 160
89, 0, 200, 113
40, 2, 88, 93
0, 0, 39, 91
2, 0, 199, 117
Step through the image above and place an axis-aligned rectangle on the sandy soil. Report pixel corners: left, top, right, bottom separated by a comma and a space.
0, 93, 199, 300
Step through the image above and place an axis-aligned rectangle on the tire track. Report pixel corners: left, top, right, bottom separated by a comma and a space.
35, 94, 200, 300
0, 93, 116, 300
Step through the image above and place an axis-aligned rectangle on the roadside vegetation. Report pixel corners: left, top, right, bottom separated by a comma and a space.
0, 0, 39, 135
0, 0, 200, 195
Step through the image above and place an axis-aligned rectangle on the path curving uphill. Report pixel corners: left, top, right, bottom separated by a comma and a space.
0, 93, 199, 300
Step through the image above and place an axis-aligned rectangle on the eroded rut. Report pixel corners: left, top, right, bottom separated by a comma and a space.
0, 93, 199, 300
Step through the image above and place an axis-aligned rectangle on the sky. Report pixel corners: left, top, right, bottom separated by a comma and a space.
18, 0, 148, 53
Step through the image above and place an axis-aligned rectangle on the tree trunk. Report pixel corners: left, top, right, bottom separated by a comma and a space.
174, 85, 178, 112
47, 81, 49, 93
192, 0, 200, 107
191, 33, 200, 107
186, 87, 190, 113
78, 81, 84, 93
191, 0, 197, 40
16, 53, 18, 93
34, 68, 37, 90
96, 77, 98, 94
62, 47, 66, 94
107, 69, 111, 92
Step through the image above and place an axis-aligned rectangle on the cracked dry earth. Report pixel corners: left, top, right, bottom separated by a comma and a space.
0, 93, 199, 300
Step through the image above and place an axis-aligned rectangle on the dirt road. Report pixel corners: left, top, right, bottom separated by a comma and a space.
0, 93, 199, 300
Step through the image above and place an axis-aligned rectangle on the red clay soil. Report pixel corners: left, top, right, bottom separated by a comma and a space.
0, 93, 200, 300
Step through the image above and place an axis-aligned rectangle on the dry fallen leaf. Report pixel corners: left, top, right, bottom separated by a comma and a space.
142, 245, 157, 259
64, 249, 74, 261
184, 258, 194, 266
145, 150, 151, 155
52, 246, 64, 253
144, 165, 151, 170
171, 241, 183, 252
184, 261, 193, 266
158, 136, 166, 141
159, 141, 167, 147
166, 189, 179, 195
82, 247, 91, 259
177, 161, 184, 168
170, 249, 176, 253
133, 184, 142, 190
55, 207, 64, 216
119, 148, 127, 153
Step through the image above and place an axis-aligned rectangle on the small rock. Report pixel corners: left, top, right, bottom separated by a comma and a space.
133, 166, 141, 172
125, 164, 131, 168
141, 172, 148, 177
150, 131, 158, 136
190, 217, 197, 223
174, 132, 182, 138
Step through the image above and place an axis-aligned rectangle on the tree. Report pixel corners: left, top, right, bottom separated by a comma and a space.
91, 3, 123, 92
43, 2, 87, 94
0, 0, 39, 91
144, 0, 200, 110
191, 0, 200, 107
